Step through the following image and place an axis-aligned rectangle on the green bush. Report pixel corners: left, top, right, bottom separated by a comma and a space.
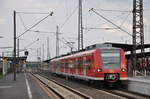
0, 72, 3, 79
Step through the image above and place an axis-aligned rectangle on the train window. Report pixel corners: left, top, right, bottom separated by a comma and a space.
101, 50, 120, 69
68, 61, 74, 68
61, 61, 65, 68
75, 60, 78, 69
79, 60, 83, 69
65, 61, 68, 69
83, 59, 91, 70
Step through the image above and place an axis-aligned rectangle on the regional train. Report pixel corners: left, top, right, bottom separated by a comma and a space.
50, 44, 127, 85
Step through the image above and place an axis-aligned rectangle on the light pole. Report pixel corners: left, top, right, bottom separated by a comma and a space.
13, 11, 53, 79
13, 10, 16, 81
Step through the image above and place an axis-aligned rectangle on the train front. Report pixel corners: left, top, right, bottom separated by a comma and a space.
99, 48, 127, 85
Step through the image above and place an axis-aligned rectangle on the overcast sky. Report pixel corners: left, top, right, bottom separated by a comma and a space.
0, 0, 150, 61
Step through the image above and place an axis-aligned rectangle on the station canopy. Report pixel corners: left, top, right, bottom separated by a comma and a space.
104, 42, 150, 51
0, 56, 27, 62
44, 42, 150, 63
104, 42, 150, 59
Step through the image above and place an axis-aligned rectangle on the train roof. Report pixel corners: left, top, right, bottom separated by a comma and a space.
104, 42, 150, 51
51, 48, 97, 62
44, 42, 150, 63
85, 43, 121, 50
45, 43, 122, 63
51, 44, 122, 62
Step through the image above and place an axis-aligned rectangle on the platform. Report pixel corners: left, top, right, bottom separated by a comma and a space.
125, 76, 150, 96
0, 73, 51, 99
128, 76, 150, 83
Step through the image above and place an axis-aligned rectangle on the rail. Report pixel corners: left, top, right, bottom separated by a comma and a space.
32, 73, 94, 99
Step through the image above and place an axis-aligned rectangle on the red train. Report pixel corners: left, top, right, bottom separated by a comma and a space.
50, 44, 127, 85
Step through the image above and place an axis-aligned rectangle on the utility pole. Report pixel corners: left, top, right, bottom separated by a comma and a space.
56, 25, 59, 57
13, 10, 16, 81
39, 47, 42, 67
78, 0, 83, 51
17, 38, 20, 72
47, 37, 50, 59
42, 44, 44, 61
17, 39, 19, 57
132, 0, 146, 76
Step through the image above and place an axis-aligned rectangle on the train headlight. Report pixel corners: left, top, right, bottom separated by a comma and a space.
97, 69, 102, 72
121, 68, 126, 72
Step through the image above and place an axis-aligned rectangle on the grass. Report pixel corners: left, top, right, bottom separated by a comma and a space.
0, 73, 3, 79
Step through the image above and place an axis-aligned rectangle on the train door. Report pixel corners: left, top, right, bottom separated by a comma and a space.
69, 59, 74, 75
78, 57, 83, 75
83, 56, 87, 76
75, 58, 78, 75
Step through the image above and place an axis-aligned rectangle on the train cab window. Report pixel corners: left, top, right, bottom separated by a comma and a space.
101, 49, 120, 69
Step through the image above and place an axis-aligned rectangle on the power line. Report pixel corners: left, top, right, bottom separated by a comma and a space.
29, 30, 56, 34
60, 6, 78, 29
29, 29, 77, 51
17, 12, 54, 38
29, 30, 72, 34
89, 8, 132, 37
17, 13, 27, 30
120, 13, 131, 27
83, 27, 118, 30
24, 38, 39, 49
84, 12, 127, 34
94, 8, 132, 12
16, 12, 52, 15
61, 37, 77, 50
94, 8, 150, 12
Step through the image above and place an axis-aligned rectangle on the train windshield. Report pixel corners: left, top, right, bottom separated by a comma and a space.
101, 49, 120, 69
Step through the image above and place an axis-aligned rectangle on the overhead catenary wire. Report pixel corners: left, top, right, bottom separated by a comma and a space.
29, 30, 74, 35
17, 12, 49, 14
83, 27, 118, 30
119, 12, 131, 27
28, 30, 77, 51
17, 12, 54, 38
18, 13, 27, 30
24, 38, 39, 49
89, 8, 132, 37
60, 6, 78, 30
61, 37, 77, 51
29, 30, 56, 34
94, 8, 150, 12
94, 8, 132, 12
83, 12, 127, 34
17, 11, 77, 52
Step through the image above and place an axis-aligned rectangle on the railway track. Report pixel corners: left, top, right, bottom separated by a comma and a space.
33, 70, 150, 99
32, 73, 94, 99
98, 88, 150, 99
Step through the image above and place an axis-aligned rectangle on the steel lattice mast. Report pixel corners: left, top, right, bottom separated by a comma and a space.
132, 0, 146, 76
78, 0, 83, 51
